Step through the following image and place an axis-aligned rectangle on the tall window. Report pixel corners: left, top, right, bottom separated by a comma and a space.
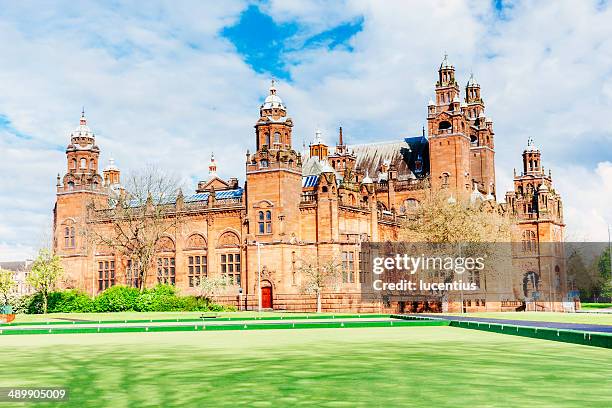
126, 259, 141, 288
468, 270, 481, 288
64, 226, 75, 248
80, 158, 87, 169
157, 257, 176, 285
274, 132, 281, 144
358, 252, 367, 284
221, 253, 241, 285
258, 211, 272, 234
98, 260, 115, 291
522, 230, 537, 252
342, 251, 355, 283
188, 255, 207, 287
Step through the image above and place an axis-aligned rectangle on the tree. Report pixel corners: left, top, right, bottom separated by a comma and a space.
400, 192, 512, 243
298, 257, 342, 313
89, 167, 184, 292
27, 249, 64, 314
196, 276, 228, 302
0, 269, 16, 307
399, 193, 513, 308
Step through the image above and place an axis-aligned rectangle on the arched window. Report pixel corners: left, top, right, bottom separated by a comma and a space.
71, 159, 77, 169
258, 211, 265, 234
441, 173, 450, 188
522, 230, 537, 252
404, 199, 419, 211
155, 237, 176, 285
265, 210, 272, 233
260, 160, 268, 168
80, 158, 87, 169
438, 121, 452, 132
274, 132, 281, 144
264, 133, 270, 147
67, 181, 75, 190
64, 226, 76, 248
90, 159, 95, 169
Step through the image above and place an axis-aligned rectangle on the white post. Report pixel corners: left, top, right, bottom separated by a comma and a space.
257, 242, 262, 312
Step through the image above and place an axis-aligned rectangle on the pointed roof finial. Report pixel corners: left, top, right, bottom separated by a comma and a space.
339, 126, 343, 146
440, 52, 452, 69
209, 152, 217, 178
270, 78, 276, 95
80, 107, 86, 125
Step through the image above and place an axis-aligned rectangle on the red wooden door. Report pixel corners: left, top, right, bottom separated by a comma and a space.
261, 286, 273, 309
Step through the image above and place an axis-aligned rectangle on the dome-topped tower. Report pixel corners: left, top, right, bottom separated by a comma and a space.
260, 79, 287, 119
253, 80, 294, 152
62, 109, 102, 192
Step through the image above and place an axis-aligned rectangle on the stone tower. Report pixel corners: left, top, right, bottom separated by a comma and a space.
246, 81, 302, 241
53, 110, 106, 289
428, 55, 472, 198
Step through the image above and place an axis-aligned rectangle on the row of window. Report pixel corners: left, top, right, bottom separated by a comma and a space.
97, 253, 241, 291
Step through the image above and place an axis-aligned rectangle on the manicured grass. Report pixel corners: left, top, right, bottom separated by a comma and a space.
1, 327, 611, 407
457, 312, 612, 325
581, 303, 612, 309
11, 311, 311, 323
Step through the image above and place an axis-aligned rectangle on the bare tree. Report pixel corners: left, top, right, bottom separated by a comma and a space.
88, 167, 184, 292
298, 256, 343, 313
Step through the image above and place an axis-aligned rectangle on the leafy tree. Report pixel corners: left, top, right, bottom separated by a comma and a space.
26, 249, 64, 314
399, 193, 513, 308
298, 257, 342, 313
400, 192, 512, 243
0, 269, 16, 307
597, 247, 611, 297
196, 276, 228, 303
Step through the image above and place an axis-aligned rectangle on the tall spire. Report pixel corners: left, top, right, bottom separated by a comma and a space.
338, 126, 343, 146
80, 107, 86, 125
209, 153, 218, 178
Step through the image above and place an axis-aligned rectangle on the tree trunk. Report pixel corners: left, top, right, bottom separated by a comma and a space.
43, 291, 48, 314
316, 290, 322, 313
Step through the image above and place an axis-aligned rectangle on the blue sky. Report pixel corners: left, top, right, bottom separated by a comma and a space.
221, 4, 363, 80
0, 0, 611, 260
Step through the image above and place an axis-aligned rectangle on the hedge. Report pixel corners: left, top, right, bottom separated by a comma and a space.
19, 284, 232, 314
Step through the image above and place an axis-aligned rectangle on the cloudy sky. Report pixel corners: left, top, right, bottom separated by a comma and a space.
1, 0, 611, 261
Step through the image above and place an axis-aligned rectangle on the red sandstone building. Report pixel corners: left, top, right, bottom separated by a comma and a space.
53, 57, 566, 312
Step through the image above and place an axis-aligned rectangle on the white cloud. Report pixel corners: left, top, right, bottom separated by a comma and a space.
0, 0, 611, 261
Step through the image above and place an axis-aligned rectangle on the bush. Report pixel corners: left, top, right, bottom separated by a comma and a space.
94, 286, 140, 312
25, 290, 94, 314
20, 284, 233, 314
6, 293, 32, 314
135, 284, 184, 312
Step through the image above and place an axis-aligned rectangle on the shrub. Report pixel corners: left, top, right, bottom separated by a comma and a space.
134, 284, 183, 312
94, 286, 140, 312
26, 290, 94, 314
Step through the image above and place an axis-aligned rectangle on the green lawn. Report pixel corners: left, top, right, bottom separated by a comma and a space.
581, 303, 612, 309
10, 311, 312, 323
1, 327, 611, 407
458, 312, 612, 325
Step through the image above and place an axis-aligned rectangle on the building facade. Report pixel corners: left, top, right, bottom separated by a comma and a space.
52, 58, 566, 312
